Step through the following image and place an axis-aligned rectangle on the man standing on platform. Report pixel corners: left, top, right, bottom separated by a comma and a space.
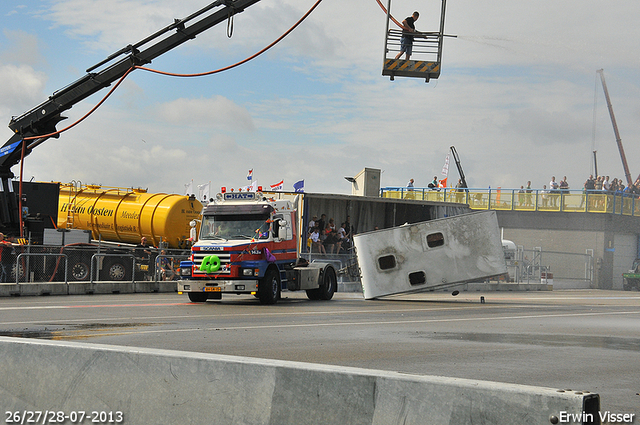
395, 11, 419, 60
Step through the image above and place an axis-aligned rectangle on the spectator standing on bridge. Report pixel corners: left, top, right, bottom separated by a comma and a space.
407, 178, 414, 190
395, 11, 419, 60
406, 178, 415, 199
428, 176, 438, 190
582, 175, 596, 209
549, 176, 559, 207
518, 186, 525, 207
584, 175, 596, 193
540, 184, 549, 208
456, 179, 467, 203
559, 176, 569, 209
525, 181, 533, 207
594, 176, 603, 191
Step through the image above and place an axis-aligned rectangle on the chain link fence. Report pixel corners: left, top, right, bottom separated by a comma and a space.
3, 244, 189, 285
505, 247, 594, 288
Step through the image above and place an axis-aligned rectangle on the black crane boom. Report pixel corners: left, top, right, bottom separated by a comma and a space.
450, 145, 467, 189
1, 0, 262, 178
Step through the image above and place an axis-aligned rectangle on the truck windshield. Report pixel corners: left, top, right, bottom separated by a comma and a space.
200, 214, 271, 241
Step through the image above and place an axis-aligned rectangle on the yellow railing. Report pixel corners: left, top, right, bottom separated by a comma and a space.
380, 187, 640, 216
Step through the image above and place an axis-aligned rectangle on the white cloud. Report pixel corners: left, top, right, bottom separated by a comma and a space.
0, 64, 47, 117
1, 30, 44, 66
157, 96, 255, 131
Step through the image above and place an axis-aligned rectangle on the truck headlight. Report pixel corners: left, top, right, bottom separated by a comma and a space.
180, 267, 192, 276
242, 268, 260, 276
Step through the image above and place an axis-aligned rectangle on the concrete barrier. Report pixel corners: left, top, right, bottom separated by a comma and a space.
0, 337, 598, 424
0, 281, 177, 297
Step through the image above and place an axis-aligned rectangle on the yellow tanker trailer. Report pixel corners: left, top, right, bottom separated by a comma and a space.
58, 184, 202, 249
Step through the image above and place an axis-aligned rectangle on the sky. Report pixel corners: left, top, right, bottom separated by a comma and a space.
1, 0, 640, 197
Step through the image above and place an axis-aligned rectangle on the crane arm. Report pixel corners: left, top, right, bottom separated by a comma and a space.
1, 0, 263, 178
597, 69, 633, 187
450, 146, 467, 188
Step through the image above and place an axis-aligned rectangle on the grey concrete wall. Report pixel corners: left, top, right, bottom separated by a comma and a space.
0, 337, 597, 425
497, 210, 640, 289
0, 281, 177, 297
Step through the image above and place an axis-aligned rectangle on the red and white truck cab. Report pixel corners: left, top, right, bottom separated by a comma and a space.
177, 191, 336, 304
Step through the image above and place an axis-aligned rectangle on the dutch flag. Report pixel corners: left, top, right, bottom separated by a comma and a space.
247, 169, 253, 181
270, 180, 284, 191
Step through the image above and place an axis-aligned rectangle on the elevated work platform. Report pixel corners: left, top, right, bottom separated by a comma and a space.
383, 58, 440, 81
382, 0, 449, 82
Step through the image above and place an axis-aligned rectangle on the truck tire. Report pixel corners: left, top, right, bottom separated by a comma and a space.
103, 260, 129, 281
10, 261, 25, 282
188, 292, 208, 303
259, 268, 280, 305
70, 261, 90, 281
306, 266, 336, 301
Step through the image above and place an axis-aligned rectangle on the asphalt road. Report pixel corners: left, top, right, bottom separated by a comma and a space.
1, 289, 639, 419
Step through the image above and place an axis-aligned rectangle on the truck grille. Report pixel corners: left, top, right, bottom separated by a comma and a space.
193, 251, 231, 275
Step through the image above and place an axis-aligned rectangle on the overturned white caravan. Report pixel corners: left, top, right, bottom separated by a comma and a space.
354, 211, 506, 299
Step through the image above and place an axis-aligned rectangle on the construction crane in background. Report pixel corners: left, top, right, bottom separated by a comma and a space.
597, 69, 633, 187
450, 145, 467, 189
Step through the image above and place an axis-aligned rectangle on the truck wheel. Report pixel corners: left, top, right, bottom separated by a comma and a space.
104, 261, 128, 281
319, 267, 337, 300
188, 292, 208, 302
306, 266, 336, 301
70, 262, 90, 281
259, 268, 280, 305
10, 262, 25, 282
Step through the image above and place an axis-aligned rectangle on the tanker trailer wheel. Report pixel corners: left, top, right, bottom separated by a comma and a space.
259, 268, 280, 305
70, 262, 90, 281
306, 266, 336, 301
188, 292, 209, 303
102, 260, 130, 281
10, 262, 25, 282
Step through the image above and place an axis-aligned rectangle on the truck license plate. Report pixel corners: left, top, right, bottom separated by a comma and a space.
204, 287, 221, 292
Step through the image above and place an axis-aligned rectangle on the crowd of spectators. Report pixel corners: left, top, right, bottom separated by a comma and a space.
307, 214, 355, 254
581, 174, 640, 195
524, 174, 640, 197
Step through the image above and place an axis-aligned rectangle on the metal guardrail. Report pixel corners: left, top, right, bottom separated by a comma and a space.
15, 253, 68, 284
386, 29, 440, 58
90, 253, 136, 284
153, 255, 185, 282
381, 187, 640, 216
8, 248, 187, 285
503, 247, 593, 286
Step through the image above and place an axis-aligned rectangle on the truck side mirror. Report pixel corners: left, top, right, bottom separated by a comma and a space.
273, 219, 289, 241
